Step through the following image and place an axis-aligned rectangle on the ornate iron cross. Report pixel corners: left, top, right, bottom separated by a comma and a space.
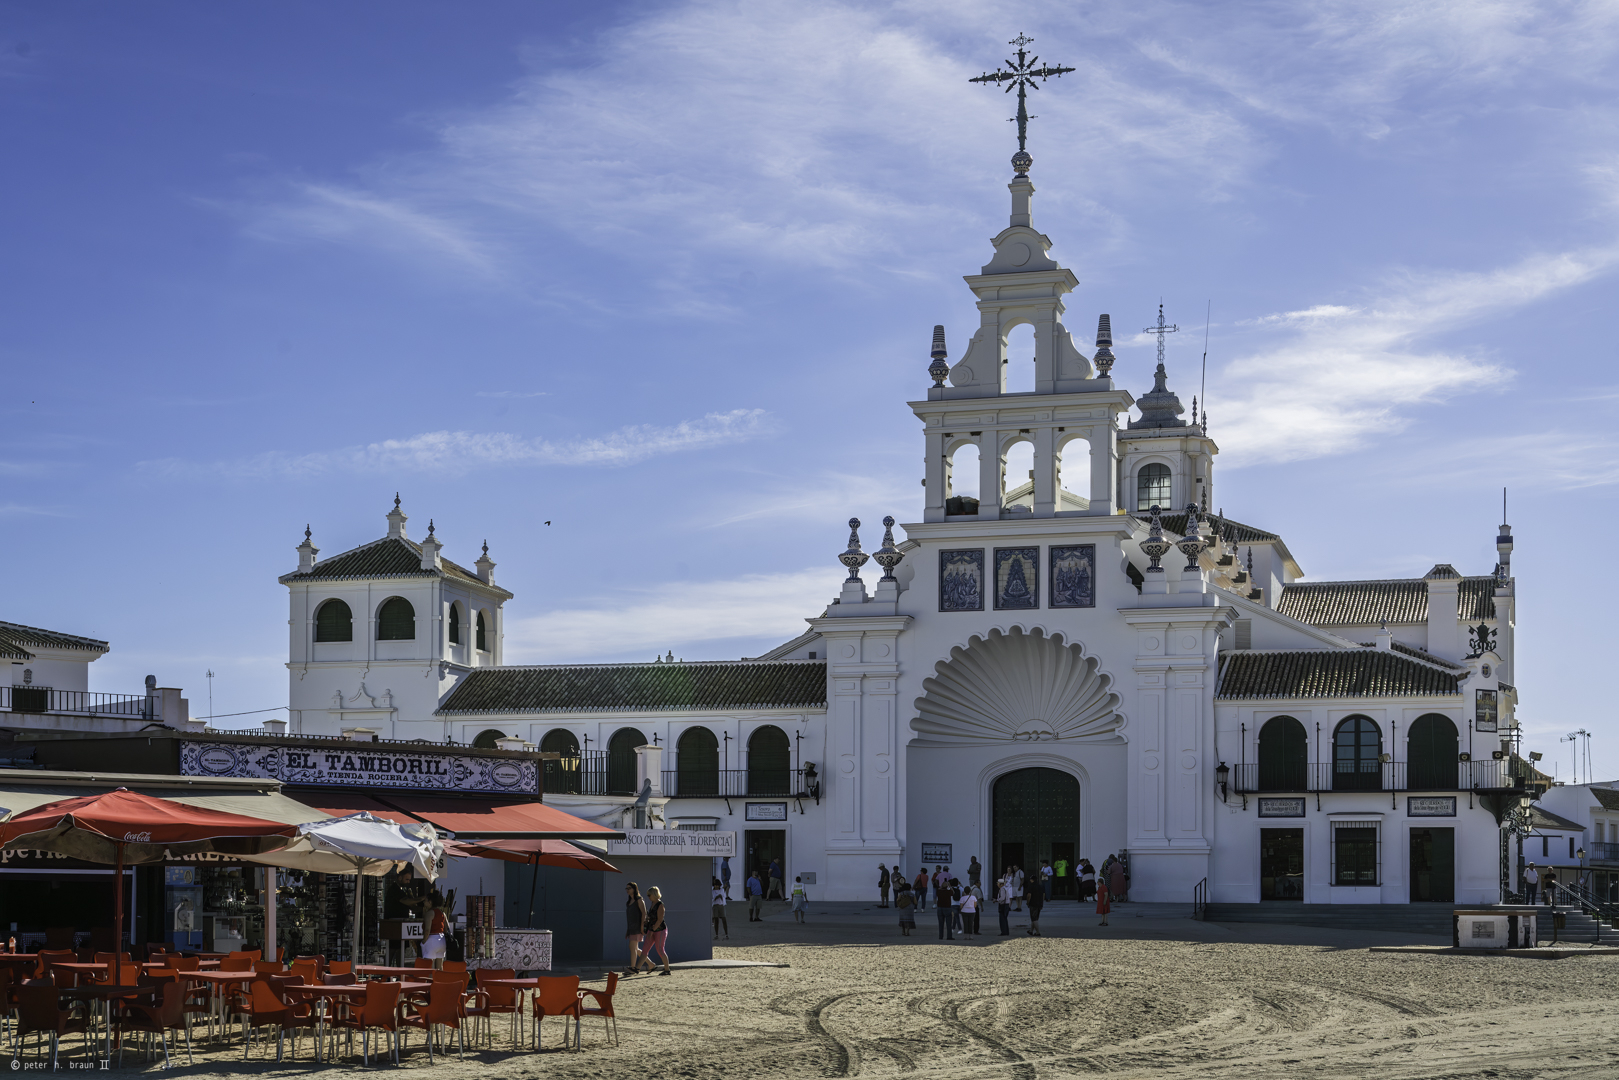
969, 34, 1075, 176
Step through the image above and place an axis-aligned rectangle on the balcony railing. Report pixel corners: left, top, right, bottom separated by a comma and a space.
661, 768, 807, 799
542, 751, 616, 796
1590, 842, 1619, 865
3, 685, 155, 719
1231, 758, 1523, 794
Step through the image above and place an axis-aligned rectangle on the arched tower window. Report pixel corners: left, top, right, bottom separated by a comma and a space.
747, 725, 791, 795
1332, 715, 1382, 791
476, 611, 488, 652
376, 597, 415, 641
608, 727, 647, 795
1136, 463, 1171, 511
472, 728, 504, 750
1407, 713, 1459, 791
1003, 323, 1035, 394
676, 727, 719, 796
448, 603, 461, 645
540, 728, 580, 795
946, 443, 980, 515
314, 599, 353, 643
1256, 715, 1308, 792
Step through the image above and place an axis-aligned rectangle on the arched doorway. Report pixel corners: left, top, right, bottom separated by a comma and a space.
992, 767, 1080, 897
747, 725, 791, 795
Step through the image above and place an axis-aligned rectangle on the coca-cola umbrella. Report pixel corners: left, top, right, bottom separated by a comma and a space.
0, 789, 299, 984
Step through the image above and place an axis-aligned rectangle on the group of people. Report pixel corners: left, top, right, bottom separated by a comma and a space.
623, 881, 673, 976
1522, 862, 1572, 905
880, 853, 1132, 937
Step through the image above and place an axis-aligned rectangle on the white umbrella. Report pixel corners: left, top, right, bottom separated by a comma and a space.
241, 812, 441, 962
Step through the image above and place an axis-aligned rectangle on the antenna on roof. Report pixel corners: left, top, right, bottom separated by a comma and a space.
1502, 487, 1507, 526
1200, 301, 1211, 433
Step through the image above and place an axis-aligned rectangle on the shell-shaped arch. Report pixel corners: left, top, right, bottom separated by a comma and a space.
913, 626, 1120, 742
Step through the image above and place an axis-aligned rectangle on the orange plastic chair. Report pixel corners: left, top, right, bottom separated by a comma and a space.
288, 961, 320, 985
325, 961, 352, 977
441, 960, 468, 974
219, 957, 253, 972
15, 983, 89, 1069
117, 979, 192, 1068
331, 980, 402, 1066
413, 958, 433, 969
399, 980, 467, 1063
577, 973, 620, 1048
164, 956, 201, 972
465, 968, 519, 1048
530, 975, 581, 1052
238, 980, 293, 1061
252, 960, 283, 975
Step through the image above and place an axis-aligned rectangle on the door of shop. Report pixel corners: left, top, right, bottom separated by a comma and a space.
1260, 829, 1304, 900
745, 829, 786, 897
1410, 828, 1454, 902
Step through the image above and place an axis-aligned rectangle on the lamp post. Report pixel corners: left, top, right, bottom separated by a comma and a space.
1214, 762, 1229, 803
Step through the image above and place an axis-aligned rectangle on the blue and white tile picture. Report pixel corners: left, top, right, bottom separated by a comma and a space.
939, 549, 985, 612
994, 547, 1039, 610
1049, 544, 1096, 608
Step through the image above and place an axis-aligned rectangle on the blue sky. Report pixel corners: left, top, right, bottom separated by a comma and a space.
3, 2, 1616, 774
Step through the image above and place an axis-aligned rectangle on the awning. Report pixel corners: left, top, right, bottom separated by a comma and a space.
0, 770, 329, 827
299, 792, 421, 827
361, 795, 621, 840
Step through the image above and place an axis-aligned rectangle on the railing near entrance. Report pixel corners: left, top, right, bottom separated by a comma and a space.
542, 750, 615, 795
1230, 759, 1523, 794
1191, 877, 1207, 921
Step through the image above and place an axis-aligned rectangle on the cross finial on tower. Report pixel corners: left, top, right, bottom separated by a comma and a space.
1143, 303, 1180, 369
969, 34, 1075, 176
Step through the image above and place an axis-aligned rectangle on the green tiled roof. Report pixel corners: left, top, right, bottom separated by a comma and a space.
1217, 650, 1462, 700
438, 661, 828, 714
1158, 513, 1278, 545
1276, 576, 1497, 626
280, 536, 509, 595
0, 621, 108, 654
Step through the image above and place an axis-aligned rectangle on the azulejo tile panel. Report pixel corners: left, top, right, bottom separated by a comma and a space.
939, 549, 985, 612
1049, 544, 1096, 608
179, 741, 539, 795
993, 547, 1040, 610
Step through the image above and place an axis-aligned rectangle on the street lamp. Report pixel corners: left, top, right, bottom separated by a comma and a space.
1215, 761, 1229, 803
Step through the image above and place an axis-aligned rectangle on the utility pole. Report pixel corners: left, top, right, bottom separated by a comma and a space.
205, 669, 215, 722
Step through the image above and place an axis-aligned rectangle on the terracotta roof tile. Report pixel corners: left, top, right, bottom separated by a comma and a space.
1217, 650, 1462, 700
0, 621, 108, 653
1276, 576, 1497, 626
280, 536, 509, 595
438, 661, 828, 714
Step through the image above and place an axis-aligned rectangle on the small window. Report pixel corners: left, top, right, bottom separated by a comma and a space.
377, 597, 415, 641
472, 728, 504, 750
1136, 463, 1171, 510
1571, 836, 1576, 859
315, 599, 353, 642
1233, 620, 1252, 650
475, 611, 488, 652
1542, 836, 1549, 858
448, 603, 461, 645
807, 652, 816, 659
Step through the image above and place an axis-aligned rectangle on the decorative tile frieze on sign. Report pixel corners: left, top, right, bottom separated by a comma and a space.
180, 741, 538, 795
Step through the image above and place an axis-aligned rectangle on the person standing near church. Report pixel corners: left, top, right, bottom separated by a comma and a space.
1040, 860, 1054, 901
935, 881, 955, 941
1011, 866, 1025, 912
1108, 859, 1128, 904
747, 870, 764, 921
968, 856, 982, 890
1053, 855, 1068, 899
878, 864, 890, 908
913, 869, 928, 910
958, 883, 978, 938
768, 858, 785, 901
1024, 873, 1044, 936
996, 875, 1013, 936
1522, 863, 1538, 904
711, 878, 730, 940
721, 857, 733, 900
896, 881, 916, 936
791, 876, 809, 923
1080, 859, 1096, 902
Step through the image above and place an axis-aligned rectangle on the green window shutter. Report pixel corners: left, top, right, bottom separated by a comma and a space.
377, 597, 416, 641
314, 600, 353, 643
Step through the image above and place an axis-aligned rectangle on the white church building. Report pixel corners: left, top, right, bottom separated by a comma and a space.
280, 160, 1526, 909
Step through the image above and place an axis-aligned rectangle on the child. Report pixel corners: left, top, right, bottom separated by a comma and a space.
896, 883, 916, 936
1096, 882, 1111, 927
790, 876, 809, 923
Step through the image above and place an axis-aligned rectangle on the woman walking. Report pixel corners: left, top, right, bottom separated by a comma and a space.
422, 890, 450, 970
641, 885, 672, 975
1079, 859, 1096, 902
913, 869, 929, 911
623, 882, 648, 975
895, 883, 916, 936
791, 876, 810, 923
1108, 859, 1128, 904
958, 885, 978, 938
711, 877, 729, 940
1011, 866, 1025, 912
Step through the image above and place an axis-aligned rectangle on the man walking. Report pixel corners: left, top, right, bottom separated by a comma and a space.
936, 883, 955, 940
747, 870, 764, 921
768, 857, 785, 901
1025, 873, 1044, 936
913, 869, 928, 911
721, 856, 733, 900
879, 863, 891, 908
997, 876, 1013, 936
1011, 865, 1024, 912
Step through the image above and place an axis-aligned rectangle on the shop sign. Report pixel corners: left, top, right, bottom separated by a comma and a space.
1408, 796, 1457, 817
921, 843, 953, 863
744, 802, 788, 821
1258, 798, 1307, 818
181, 741, 538, 795
0, 849, 109, 870
605, 830, 737, 858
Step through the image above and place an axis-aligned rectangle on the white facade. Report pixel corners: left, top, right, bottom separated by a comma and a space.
277, 165, 1526, 909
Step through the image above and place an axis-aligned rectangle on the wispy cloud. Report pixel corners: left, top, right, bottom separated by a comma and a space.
0, 503, 64, 517
1209, 245, 1619, 465
474, 390, 548, 399
242, 183, 497, 276
140, 409, 774, 480
504, 568, 833, 664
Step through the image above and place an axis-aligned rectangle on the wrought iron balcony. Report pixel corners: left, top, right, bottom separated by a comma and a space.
1589, 842, 1619, 865
1231, 758, 1524, 794
3, 685, 155, 719
661, 768, 808, 799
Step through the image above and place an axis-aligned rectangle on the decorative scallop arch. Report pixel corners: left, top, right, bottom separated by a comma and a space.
912, 625, 1121, 743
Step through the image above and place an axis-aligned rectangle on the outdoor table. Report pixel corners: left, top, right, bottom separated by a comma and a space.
285, 981, 430, 1061
481, 977, 574, 1051
0, 953, 43, 977
355, 965, 434, 980
56, 983, 154, 1059
187, 970, 260, 1040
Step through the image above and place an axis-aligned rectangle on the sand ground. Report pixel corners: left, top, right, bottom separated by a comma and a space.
35, 899, 1619, 1078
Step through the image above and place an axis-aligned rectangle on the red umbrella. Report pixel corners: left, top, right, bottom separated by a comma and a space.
0, 789, 298, 984
443, 838, 619, 929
